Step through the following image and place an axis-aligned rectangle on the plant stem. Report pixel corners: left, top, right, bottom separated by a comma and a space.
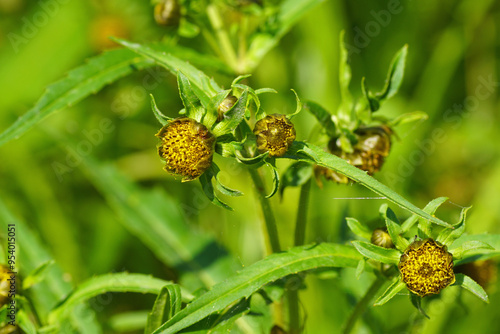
248, 168, 281, 254
206, 4, 239, 73
294, 179, 312, 246
287, 179, 312, 334
342, 276, 386, 334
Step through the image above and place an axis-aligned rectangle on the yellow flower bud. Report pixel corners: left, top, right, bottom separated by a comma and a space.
217, 94, 238, 122
156, 118, 215, 181
398, 239, 455, 297
253, 114, 296, 157
371, 228, 394, 249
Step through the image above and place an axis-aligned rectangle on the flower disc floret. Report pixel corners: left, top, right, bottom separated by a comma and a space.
253, 114, 296, 157
398, 239, 455, 297
156, 117, 215, 181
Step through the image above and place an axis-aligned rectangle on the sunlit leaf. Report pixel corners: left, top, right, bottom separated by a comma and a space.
351, 241, 401, 264
152, 243, 361, 334
0, 49, 153, 147
454, 273, 489, 303
374, 280, 406, 306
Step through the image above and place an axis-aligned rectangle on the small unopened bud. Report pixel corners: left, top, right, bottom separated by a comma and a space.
217, 94, 238, 122
371, 228, 394, 249
253, 114, 296, 157
154, 0, 181, 26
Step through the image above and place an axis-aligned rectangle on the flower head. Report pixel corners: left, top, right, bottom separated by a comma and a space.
253, 114, 296, 157
398, 239, 455, 297
156, 117, 215, 181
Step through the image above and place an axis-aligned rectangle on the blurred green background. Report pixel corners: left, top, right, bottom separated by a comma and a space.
0, 0, 499, 333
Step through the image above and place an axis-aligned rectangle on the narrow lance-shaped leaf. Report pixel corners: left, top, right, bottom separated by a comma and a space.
410, 293, 429, 319
303, 101, 336, 137
145, 284, 182, 334
279, 161, 313, 198
453, 273, 489, 303
346, 217, 372, 240
380, 205, 410, 251
450, 241, 494, 259
401, 197, 448, 233
0, 48, 154, 147
351, 241, 401, 265
437, 206, 470, 247
115, 38, 219, 106
199, 170, 233, 211
152, 243, 362, 334
286, 141, 452, 228
374, 279, 406, 306
210, 164, 243, 197
418, 197, 448, 239
265, 159, 280, 199
49, 273, 182, 323
177, 72, 205, 123
375, 44, 408, 101
150, 94, 172, 126
22, 260, 55, 290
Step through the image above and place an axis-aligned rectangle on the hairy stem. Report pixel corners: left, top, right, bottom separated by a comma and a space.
342, 276, 386, 334
248, 168, 281, 254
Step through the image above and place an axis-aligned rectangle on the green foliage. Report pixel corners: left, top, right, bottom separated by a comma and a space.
1, 1, 500, 333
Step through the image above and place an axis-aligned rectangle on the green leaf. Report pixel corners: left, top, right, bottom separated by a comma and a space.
0, 198, 102, 331
177, 72, 205, 123
374, 280, 406, 306
409, 293, 429, 319
265, 159, 280, 199
346, 217, 372, 240
115, 38, 219, 106
146, 284, 182, 334
436, 206, 470, 247
351, 241, 401, 264
355, 259, 366, 279
255, 88, 278, 95
236, 150, 269, 166
401, 197, 448, 233
287, 89, 302, 120
379, 205, 409, 252
152, 243, 362, 334
375, 44, 408, 102
150, 94, 172, 126
302, 101, 336, 136
212, 90, 249, 137
215, 141, 242, 158
0, 48, 153, 148
450, 241, 494, 259
199, 171, 233, 211
387, 111, 428, 127
454, 273, 489, 303
49, 273, 179, 323
279, 161, 313, 198
285, 141, 452, 228
17, 309, 38, 334
22, 260, 55, 290
418, 197, 449, 240
451, 234, 500, 265
361, 76, 380, 113
211, 164, 243, 197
